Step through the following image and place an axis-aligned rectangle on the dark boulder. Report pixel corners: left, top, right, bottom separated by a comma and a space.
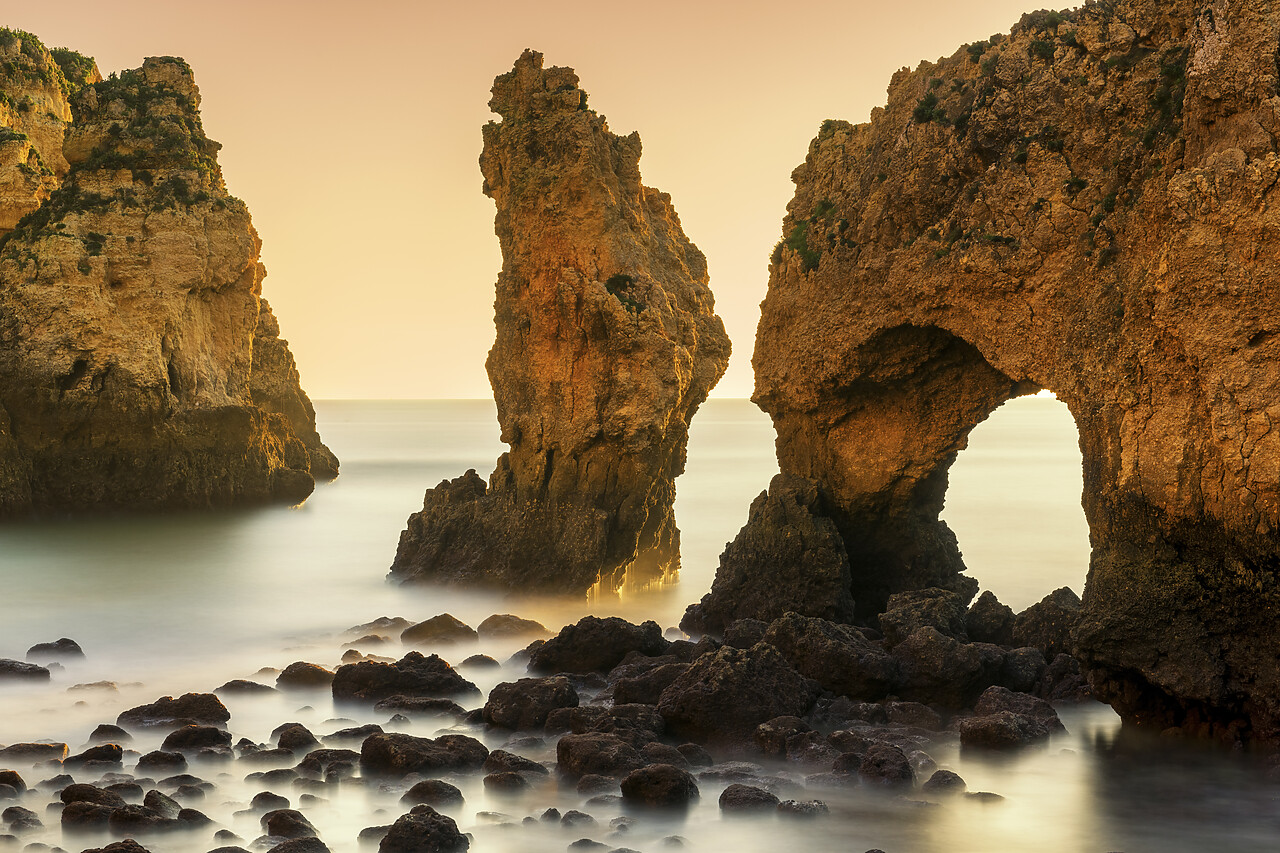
957, 710, 1052, 748
106, 804, 171, 834
400, 779, 463, 807
89, 724, 131, 743
481, 771, 528, 793
61, 784, 125, 808
1038, 653, 1093, 702
555, 733, 645, 779
721, 619, 768, 649
753, 716, 811, 757
657, 643, 817, 744
275, 724, 320, 752
324, 723, 383, 742
482, 677, 578, 729
460, 655, 499, 668
619, 764, 699, 808
879, 588, 969, 648
272, 839, 331, 853
0, 773, 24, 793
401, 615, 478, 646
296, 748, 361, 777
1013, 587, 1081, 660
373, 696, 468, 716
974, 686, 1065, 731
763, 612, 897, 701
60, 801, 117, 829
117, 693, 230, 728
332, 652, 479, 702
891, 627, 1004, 709
776, 799, 829, 817
360, 733, 488, 776
858, 744, 914, 789
482, 750, 547, 775
718, 783, 779, 812
25, 638, 84, 662
1000, 647, 1048, 694
0, 660, 49, 681
64, 744, 122, 766
136, 750, 187, 771
613, 664, 691, 706
477, 614, 547, 640
966, 591, 1016, 646
276, 663, 336, 689
921, 769, 966, 795
143, 789, 179, 817
378, 805, 469, 853
80, 840, 153, 853
528, 617, 668, 674
262, 808, 318, 839
0, 743, 66, 763
162, 725, 232, 752
640, 742, 688, 768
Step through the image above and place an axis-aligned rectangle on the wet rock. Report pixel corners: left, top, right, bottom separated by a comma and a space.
974, 686, 1064, 731
296, 748, 361, 778
276, 663, 335, 689
561, 810, 597, 828
763, 612, 898, 701
400, 779, 463, 808
0, 790, 14, 803
576, 774, 616, 795
776, 799, 828, 817
360, 734, 487, 777
884, 701, 943, 730
214, 680, 276, 695
613, 664, 691, 706
639, 742, 688, 768
372, 697, 468, 717
966, 591, 1016, 646
891, 627, 1004, 708
140, 790, 178, 819
718, 784, 779, 813
482, 750, 547, 775
567, 841, 606, 852
753, 716, 810, 757
344, 617, 413, 639
1013, 588, 1081, 660
332, 652, 479, 702
1038, 654, 1093, 703
239, 747, 295, 765
785, 731, 840, 765
921, 769, 966, 795
275, 725, 320, 752
481, 772, 527, 793
262, 808, 317, 839
682, 475, 855, 635
0, 661, 48, 681
378, 805, 468, 853
103, 781, 143, 800
106, 804, 170, 834
136, 751, 186, 772
619, 764, 699, 808
1000, 647, 1048, 694
117, 693, 230, 728
208, 847, 251, 853
401, 615, 478, 646
483, 677, 578, 729
0, 775, 22, 794
60, 801, 117, 828
358, 825, 392, 845
556, 733, 645, 779
529, 617, 668, 674
80, 841, 153, 853
324, 724, 383, 743
676, 743, 712, 767
858, 744, 914, 789
721, 619, 767, 649
162, 725, 233, 752
271, 840, 330, 853
477, 614, 547, 640
460, 655, 499, 669
25, 639, 83, 662
957, 711, 1052, 749
88, 725, 131, 744
64, 744, 122, 766
0, 743, 66, 764
657, 643, 817, 744
2, 806, 39, 831
879, 588, 969, 648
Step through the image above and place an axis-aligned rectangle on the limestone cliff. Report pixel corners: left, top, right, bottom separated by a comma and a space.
0, 33, 335, 515
699, 1, 1280, 740
391, 50, 730, 594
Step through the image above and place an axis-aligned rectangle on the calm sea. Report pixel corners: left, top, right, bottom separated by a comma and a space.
1, 398, 1277, 853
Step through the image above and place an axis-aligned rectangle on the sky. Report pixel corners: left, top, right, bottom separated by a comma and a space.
12, 0, 1041, 399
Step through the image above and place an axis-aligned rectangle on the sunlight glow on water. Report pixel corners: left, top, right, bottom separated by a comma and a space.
0, 401, 1276, 853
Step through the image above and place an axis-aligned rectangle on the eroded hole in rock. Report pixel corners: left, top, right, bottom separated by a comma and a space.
941, 391, 1089, 612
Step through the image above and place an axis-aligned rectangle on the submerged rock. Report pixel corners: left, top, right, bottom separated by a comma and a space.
389, 49, 730, 594
0, 660, 48, 681
25, 638, 83, 661
0, 50, 334, 516
482, 677, 578, 730
331, 652, 479, 702
359, 733, 488, 777
117, 693, 229, 728
619, 764, 699, 808
378, 805, 469, 853
529, 617, 668, 674
401, 615, 478, 646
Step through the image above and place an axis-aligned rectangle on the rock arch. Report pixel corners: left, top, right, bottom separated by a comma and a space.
690, 0, 1280, 740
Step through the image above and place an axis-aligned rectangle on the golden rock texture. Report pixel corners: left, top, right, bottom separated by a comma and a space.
0, 37, 335, 515
704, 1, 1280, 740
392, 50, 730, 594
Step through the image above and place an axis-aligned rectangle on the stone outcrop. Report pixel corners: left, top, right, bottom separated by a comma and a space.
0, 31, 335, 515
710, 1, 1280, 741
391, 50, 730, 593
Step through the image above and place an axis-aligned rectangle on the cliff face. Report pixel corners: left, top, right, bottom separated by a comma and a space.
391, 50, 730, 594
708, 0, 1280, 740
0, 32, 335, 515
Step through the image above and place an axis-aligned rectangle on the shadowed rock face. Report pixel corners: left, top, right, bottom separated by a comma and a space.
391, 50, 730, 594
719, 1, 1280, 740
0, 40, 335, 515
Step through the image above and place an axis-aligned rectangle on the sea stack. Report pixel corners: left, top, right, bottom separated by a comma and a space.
391, 50, 730, 594
691, 1, 1280, 741
0, 31, 335, 515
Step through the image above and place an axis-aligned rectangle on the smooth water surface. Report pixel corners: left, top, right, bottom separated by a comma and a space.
0, 399, 1276, 853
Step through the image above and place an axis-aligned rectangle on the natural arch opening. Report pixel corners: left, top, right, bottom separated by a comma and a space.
941, 392, 1090, 612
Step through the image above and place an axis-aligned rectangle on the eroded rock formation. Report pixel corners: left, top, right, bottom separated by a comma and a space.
391, 50, 730, 593
698, 1, 1280, 740
0, 31, 335, 515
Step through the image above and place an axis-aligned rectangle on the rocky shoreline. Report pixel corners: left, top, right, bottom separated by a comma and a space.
0, 585, 1143, 853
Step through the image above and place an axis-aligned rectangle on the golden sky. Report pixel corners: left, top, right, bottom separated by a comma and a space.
14, 0, 1038, 399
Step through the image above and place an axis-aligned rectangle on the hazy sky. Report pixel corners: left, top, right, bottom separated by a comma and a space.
13, 0, 1037, 399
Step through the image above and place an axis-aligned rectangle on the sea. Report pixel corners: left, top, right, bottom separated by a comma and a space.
2, 397, 1280, 853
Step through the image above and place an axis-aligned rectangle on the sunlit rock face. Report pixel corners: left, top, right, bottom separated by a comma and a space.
391, 50, 730, 594
699, 1, 1280, 741
0, 36, 336, 515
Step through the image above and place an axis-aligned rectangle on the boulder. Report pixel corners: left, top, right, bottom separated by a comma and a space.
477, 614, 547, 639
400, 779, 463, 807
762, 612, 898, 701
891, 627, 1004, 708
528, 617, 668, 674
858, 744, 914, 789
0, 743, 65, 763
879, 588, 969, 647
482, 750, 547, 775
378, 805, 469, 853
262, 808, 317, 839
0, 660, 48, 681
400, 615, 478, 646
921, 769, 967, 795
957, 711, 1052, 749
613, 663, 691, 706
966, 591, 1016, 646
718, 783, 780, 813
360, 733, 487, 777
25, 638, 84, 661
555, 733, 645, 779
117, 693, 229, 728
619, 764, 699, 808
482, 677, 578, 729
973, 686, 1065, 731
332, 652, 479, 702
657, 643, 817, 744
1013, 588, 1082, 660
276, 662, 335, 689
162, 725, 232, 752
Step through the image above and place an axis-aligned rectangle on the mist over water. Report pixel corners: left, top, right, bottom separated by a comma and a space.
1, 399, 1277, 853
